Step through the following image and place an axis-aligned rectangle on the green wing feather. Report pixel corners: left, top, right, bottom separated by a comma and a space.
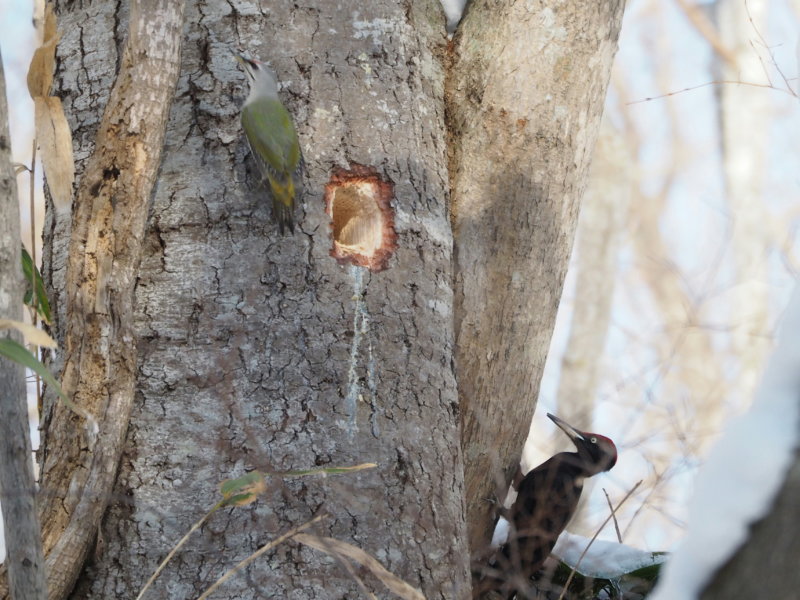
241, 98, 302, 234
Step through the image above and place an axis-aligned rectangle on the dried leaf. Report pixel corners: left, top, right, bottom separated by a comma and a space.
26, 3, 58, 98
294, 533, 425, 600
35, 96, 75, 211
0, 319, 57, 348
28, 4, 73, 212
280, 462, 377, 477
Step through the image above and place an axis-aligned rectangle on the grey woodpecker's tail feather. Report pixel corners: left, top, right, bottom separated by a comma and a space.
274, 153, 303, 235
273, 198, 294, 235
276, 154, 303, 236
245, 138, 304, 236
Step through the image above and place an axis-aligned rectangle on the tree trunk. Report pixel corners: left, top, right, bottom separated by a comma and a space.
717, 0, 771, 407
39, 1, 469, 598
553, 119, 632, 535
0, 47, 47, 600
555, 121, 632, 434
11, 0, 629, 597
701, 447, 800, 600
449, 0, 626, 553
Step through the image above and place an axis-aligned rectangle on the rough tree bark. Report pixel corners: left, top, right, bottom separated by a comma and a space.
0, 48, 47, 600
37, 1, 469, 599
7, 0, 628, 598
448, 0, 626, 553
0, 2, 186, 599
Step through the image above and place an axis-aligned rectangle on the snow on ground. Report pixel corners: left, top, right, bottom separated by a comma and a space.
490, 520, 665, 580
552, 531, 665, 579
648, 285, 800, 600
490, 516, 510, 547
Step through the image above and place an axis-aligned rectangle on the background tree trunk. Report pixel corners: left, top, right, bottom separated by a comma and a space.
717, 0, 771, 406
698, 4, 797, 593
0, 48, 47, 600
552, 119, 632, 535
700, 448, 800, 600
43, 1, 469, 598
448, 0, 626, 553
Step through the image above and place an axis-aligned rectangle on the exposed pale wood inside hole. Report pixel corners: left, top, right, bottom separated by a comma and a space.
331, 181, 383, 257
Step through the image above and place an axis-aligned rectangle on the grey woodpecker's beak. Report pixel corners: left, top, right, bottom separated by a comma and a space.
547, 413, 586, 444
232, 52, 258, 76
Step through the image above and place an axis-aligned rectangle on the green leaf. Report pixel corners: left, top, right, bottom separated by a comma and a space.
0, 337, 97, 432
21, 245, 52, 324
624, 555, 666, 581
0, 337, 65, 400
219, 471, 267, 507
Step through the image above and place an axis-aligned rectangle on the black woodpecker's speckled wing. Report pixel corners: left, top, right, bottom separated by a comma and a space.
501, 453, 585, 592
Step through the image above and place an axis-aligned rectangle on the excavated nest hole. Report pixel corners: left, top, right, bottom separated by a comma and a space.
324, 164, 397, 272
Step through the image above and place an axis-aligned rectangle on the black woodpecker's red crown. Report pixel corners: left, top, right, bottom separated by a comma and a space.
547, 412, 618, 475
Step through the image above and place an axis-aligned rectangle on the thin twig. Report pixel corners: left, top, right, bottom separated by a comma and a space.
29, 139, 42, 413
557, 481, 643, 600
744, 0, 796, 95
195, 513, 327, 600
602, 488, 622, 543
627, 78, 795, 105
135, 501, 224, 600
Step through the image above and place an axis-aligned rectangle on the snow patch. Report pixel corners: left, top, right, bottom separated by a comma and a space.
552, 532, 666, 579
491, 516, 510, 547
440, 0, 467, 32
489, 522, 665, 580
648, 285, 800, 600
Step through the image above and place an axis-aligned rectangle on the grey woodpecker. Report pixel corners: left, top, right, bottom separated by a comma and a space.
474, 413, 618, 599
234, 53, 303, 235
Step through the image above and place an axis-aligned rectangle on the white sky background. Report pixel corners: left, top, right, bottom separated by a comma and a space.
1, 0, 799, 567
527, 0, 800, 554
0, 0, 41, 562
649, 284, 800, 599
1, 0, 39, 255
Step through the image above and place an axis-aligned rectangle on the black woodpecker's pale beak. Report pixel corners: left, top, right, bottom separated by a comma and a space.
547, 413, 585, 444
547, 412, 618, 474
